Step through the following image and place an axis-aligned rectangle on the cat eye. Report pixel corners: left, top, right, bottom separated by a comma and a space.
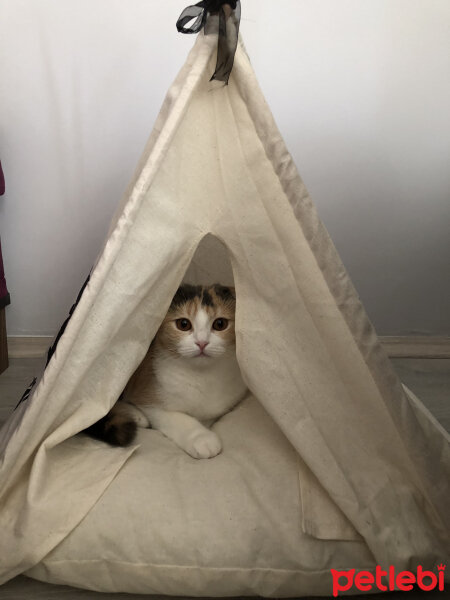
176, 318, 192, 331
212, 318, 228, 331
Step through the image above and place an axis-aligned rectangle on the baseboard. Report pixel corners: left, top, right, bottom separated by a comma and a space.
6, 335, 450, 360
7, 336, 53, 359
379, 336, 450, 359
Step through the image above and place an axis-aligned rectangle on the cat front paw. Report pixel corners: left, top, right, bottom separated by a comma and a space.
185, 430, 222, 459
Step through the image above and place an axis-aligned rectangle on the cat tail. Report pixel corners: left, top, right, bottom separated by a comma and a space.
84, 401, 137, 447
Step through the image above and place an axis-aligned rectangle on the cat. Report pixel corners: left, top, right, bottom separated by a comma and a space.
85, 284, 247, 459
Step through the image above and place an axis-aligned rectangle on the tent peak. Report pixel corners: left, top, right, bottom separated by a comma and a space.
177, 0, 241, 83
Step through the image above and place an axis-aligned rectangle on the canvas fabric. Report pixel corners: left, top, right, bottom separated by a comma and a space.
25, 395, 376, 596
0, 30, 449, 595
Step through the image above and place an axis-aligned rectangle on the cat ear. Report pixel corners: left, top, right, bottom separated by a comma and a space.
213, 284, 235, 301
171, 284, 201, 308
227, 286, 236, 300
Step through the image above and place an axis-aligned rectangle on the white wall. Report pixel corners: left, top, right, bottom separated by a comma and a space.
0, 0, 449, 337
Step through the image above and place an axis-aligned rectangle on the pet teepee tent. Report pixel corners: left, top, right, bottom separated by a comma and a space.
0, 6, 448, 597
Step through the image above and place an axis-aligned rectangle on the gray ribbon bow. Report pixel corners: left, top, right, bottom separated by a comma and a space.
176, 0, 241, 84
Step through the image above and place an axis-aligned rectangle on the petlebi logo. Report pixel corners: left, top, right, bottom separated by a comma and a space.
331, 564, 446, 596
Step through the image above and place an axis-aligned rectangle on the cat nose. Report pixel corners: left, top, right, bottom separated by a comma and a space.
195, 341, 209, 351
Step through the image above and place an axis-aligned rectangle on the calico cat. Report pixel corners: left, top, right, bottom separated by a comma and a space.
85, 284, 247, 459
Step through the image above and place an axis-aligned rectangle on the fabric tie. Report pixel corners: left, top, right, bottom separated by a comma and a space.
176, 0, 241, 84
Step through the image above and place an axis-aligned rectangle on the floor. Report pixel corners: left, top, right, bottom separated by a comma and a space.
0, 356, 448, 600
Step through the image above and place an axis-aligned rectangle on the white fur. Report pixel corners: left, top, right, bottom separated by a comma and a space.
153, 349, 246, 421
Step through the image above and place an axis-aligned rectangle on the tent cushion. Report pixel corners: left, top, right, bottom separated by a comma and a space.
25, 396, 375, 597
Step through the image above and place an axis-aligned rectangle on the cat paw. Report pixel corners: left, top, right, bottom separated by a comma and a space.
185, 430, 222, 459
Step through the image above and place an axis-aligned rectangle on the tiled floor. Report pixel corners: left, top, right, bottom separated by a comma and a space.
0, 356, 46, 425
0, 356, 448, 599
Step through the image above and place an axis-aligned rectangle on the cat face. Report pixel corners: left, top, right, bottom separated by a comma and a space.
155, 284, 236, 361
